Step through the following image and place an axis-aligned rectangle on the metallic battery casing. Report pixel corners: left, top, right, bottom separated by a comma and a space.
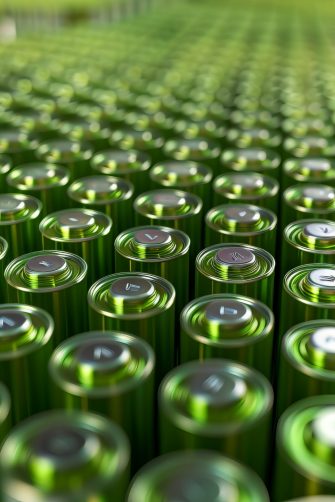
226, 128, 282, 150
109, 128, 164, 164
0, 154, 11, 192
283, 136, 335, 158
0, 127, 37, 165
282, 158, 335, 190
0, 382, 11, 446
0, 236, 9, 301
221, 148, 281, 180
163, 137, 221, 174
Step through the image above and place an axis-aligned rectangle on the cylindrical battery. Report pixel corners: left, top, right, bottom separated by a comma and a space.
205, 203, 277, 255
0, 382, 11, 446
91, 149, 151, 196
280, 264, 335, 336
173, 117, 227, 144
40, 208, 113, 285
115, 225, 190, 317
0, 127, 37, 165
273, 396, 335, 501
6, 163, 71, 215
149, 161, 213, 212
282, 219, 335, 275
159, 359, 273, 479
88, 272, 175, 382
230, 110, 280, 130
282, 117, 334, 138
67, 175, 134, 237
0, 303, 54, 423
49, 330, 155, 471
37, 138, 93, 180
0, 194, 42, 260
220, 148, 281, 180
0, 236, 9, 302
195, 243, 275, 308
0, 410, 130, 502
282, 184, 335, 228
213, 172, 279, 213
109, 128, 164, 164
180, 293, 274, 379
283, 136, 335, 158
163, 138, 221, 175
282, 158, 335, 190
127, 450, 270, 502
134, 189, 203, 262
5, 250, 88, 345
278, 320, 335, 415
0, 154, 11, 192
226, 127, 282, 150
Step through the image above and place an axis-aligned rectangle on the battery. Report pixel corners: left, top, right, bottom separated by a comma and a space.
158, 359, 273, 479
205, 203, 277, 255
127, 450, 270, 502
67, 175, 134, 237
163, 138, 221, 175
226, 127, 282, 150
280, 264, 335, 337
213, 172, 279, 213
282, 117, 334, 138
88, 272, 175, 382
220, 148, 281, 180
0, 126, 37, 165
0, 410, 130, 501
0, 194, 42, 260
0, 236, 8, 302
49, 330, 155, 471
283, 136, 335, 158
173, 118, 227, 145
0, 154, 11, 192
5, 250, 88, 345
273, 395, 335, 500
282, 158, 335, 190
40, 208, 113, 285
37, 138, 93, 180
91, 149, 151, 196
195, 243, 275, 308
133, 189, 203, 261
278, 320, 335, 415
109, 128, 164, 164
0, 303, 54, 423
6, 163, 71, 215
282, 219, 335, 275
230, 110, 280, 130
115, 225, 190, 317
0, 382, 11, 445
282, 184, 335, 228
180, 293, 274, 379
149, 161, 213, 212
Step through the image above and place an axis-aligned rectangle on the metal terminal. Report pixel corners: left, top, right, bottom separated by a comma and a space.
205, 299, 251, 326
58, 210, 93, 230
0, 195, 23, 212
0, 311, 30, 335
134, 229, 170, 246
312, 408, 335, 447
26, 255, 67, 274
310, 327, 335, 354
231, 174, 264, 188
110, 277, 154, 299
166, 474, 233, 502
32, 425, 87, 459
76, 340, 123, 366
303, 222, 335, 239
152, 192, 183, 207
190, 372, 247, 407
224, 205, 260, 224
215, 246, 255, 266
308, 268, 335, 289
303, 187, 334, 202
301, 159, 330, 172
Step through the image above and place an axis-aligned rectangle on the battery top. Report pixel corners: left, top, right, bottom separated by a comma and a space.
215, 247, 255, 266
303, 222, 335, 239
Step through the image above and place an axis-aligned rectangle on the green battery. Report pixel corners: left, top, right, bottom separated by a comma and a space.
280, 264, 335, 337
205, 203, 277, 255
134, 189, 203, 261
37, 138, 93, 180
227, 128, 282, 149
5, 250, 88, 345
127, 450, 270, 502
88, 272, 175, 382
109, 128, 164, 164
0, 303, 53, 423
282, 158, 335, 190
49, 330, 155, 471
60, 117, 110, 151
0, 154, 11, 192
159, 359, 273, 479
282, 117, 334, 138
91, 149, 151, 196
0, 410, 130, 502
180, 293, 274, 379
0, 236, 9, 302
6, 163, 71, 215
283, 136, 335, 158
115, 225, 190, 317
40, 208, 113, 285
173, 118, 227, 144
220, 148, 281, 180
163, 138, 221, 175
273, 395, 335, 501
0, 382, 11, 446
195, 243, 275, 308
278, 320, 335, 415
230, 110, 280, 130
0, 127, 37, 165
0, 194, 42, 260
282, 219, 335, 274
149, 161, 213, 212
67, 175, 134, 237
213, 172, 279, 213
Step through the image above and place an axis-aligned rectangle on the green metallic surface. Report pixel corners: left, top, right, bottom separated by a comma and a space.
159, 359, 273, 479
0, 382, 11, 446
0, 236, 9, 301
230, 111, 280, 130
109, 128, 164, 163
0, 154, 11, 192
180, 293, 274, 378
40, 208, 113, 285
0, 194, 42, 260
173, 118, 227, 144
0, 410, 130, 501
213, 171, 279, 213
5, 250, 88, 345
226, 128, 282, 149
281, 264, 335, 337
91, 149, 151, 196
0, 303, 53, 423
205, 203, 277, 254
221, 148, 281, 180
88, 272, 175, 382
0, 127, 37, 164
283, 136, 335, 158
282, 219, 335, 275
115, 225, 190, 317
67, 174, 134, 237
127, 450, 270, 502
282, 158, 335, 190
274, 396, 335, 501
37, 138, 93, 179
6, 163, 71, 215
49, 330, 155, 471
282, 118, 334, 138
163, 138, 221, 174
195, 243, 275, 308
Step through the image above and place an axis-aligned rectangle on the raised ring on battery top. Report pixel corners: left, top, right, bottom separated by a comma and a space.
91, 149, 151, 175
307, 268, 335, 289
284, 184, 335, 211
221, 148, 280, 171
150, 161, 212, 186
6, 163, 70, 190
215, 247, 255, 266
67, 176, 134, 204
32, 424, 92, 462
303, 222, 335, 239
206, 204, 277, 236
134, 229, 170, 246
214, 173, 279, 198
0, 194, 41, 223
284, 264, 335, 305
134, 190, 202, 219
310, 327, 335, 354
110, 277, 155, 301
26, 254, 67, 275
37, 138, 93, 162
284, 220, 335, 253
223, 205, 260, 224
205, 299, 252, 326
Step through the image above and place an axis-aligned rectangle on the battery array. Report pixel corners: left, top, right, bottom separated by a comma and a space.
0, 1, 335, 501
